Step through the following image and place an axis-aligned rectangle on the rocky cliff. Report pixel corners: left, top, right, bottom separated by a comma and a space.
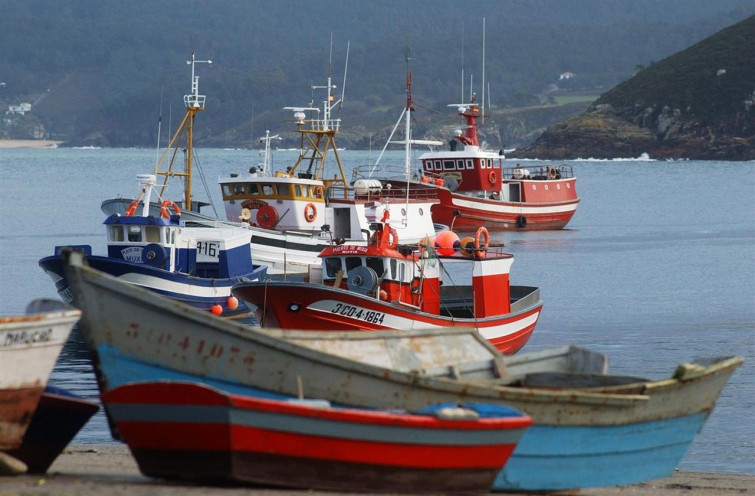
510, 16, 755, 161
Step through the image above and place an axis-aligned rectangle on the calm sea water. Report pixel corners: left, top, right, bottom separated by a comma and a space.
1, 148, 753, 474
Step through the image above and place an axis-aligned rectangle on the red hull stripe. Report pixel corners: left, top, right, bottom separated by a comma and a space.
116, 421, 521, 469
107, 403, 529, 445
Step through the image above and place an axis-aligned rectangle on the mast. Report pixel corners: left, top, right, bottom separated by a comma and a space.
154, 52, 212, 210
283, 46, 349, 194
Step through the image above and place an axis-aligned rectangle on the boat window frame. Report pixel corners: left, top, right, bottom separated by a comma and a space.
145, 226, 161, 243
324, 257, 342, 278
127, 225, 142, 242
109, 225, 124, 242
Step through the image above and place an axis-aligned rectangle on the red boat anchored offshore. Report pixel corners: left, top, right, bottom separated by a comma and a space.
393, 98, 580, 231
232, 218, 542, 354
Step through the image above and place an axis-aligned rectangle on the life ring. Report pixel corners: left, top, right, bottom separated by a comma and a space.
516, 215, 527, 228
125, 199, 139, 217
488, 170, 497, 184
473, 226, 490, 258
256, 205, 279, 229
304, 203, 317, 223
160, 200, 181, 219
548, 166, 558, 180
387, 227, 399, 249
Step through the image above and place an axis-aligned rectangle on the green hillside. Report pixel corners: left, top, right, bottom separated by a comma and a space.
512, 16, 755, 160
1, 0, 753, 148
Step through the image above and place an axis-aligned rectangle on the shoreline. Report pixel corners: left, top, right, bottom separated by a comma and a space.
0, 139, 62, 149
0, 444, 752, 495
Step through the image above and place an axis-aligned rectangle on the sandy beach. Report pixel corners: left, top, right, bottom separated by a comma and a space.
0, 139, 62, 149
0, 444, 752, 496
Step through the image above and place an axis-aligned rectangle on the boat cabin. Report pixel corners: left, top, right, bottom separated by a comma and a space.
313, 224, 515, 319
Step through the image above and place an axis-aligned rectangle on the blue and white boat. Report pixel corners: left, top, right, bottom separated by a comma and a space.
63, 250, 743, 492
40, 174, 266, 317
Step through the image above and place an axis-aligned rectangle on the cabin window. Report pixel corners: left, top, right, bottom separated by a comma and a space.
127, 226, 142, 242
390, 258, 397, 279
324, 257, 342, 277
234, 184, 245, 195
424, 160, 432, 170
434, 160, 442, 171
294, 185, 302, 197
456, 160, 465, 170
443, 160, 455, 170
398, 262, 405, 282
109, 226, 124, 242
221, 185, 232, 197
262, 184, 276, 195
345, 256, 362, 273
466, 159, 474, 169
170, 229, 176, 244
248, 183, 260, 195
366, 257, 385, 277
145, 226, 160, 243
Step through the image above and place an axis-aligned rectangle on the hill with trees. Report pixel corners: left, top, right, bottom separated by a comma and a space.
1, 0, 753, 152
510, 15, 755, 160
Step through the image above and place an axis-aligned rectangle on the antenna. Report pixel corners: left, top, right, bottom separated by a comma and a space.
338, 41, 350, 118
482, 17, 486, 124
461, 21, 465, 104
154, 88, 164, 168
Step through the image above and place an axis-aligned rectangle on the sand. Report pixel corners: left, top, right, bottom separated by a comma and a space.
0, 139, 62, 149
0, 444, 752, 496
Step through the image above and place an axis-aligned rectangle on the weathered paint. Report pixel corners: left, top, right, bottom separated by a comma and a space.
0, 301, 80, 450
65, 251, 743, 491
103, 381, 531, 492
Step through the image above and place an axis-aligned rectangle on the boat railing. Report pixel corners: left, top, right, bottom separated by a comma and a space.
327, 182, 437, 202
184, 94, 206, 109
351, 164, 411, 181
306, 117, 341, 133
503, 165, 574, 180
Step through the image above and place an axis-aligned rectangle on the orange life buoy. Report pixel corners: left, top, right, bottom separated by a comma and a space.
304, 203, 317, 223
473, 226, 490, 258
488, 170, 497, 184
160, 200, 181, 219
125, 199, 139, 217
388, 227, 399, 249
256, 205, 279, 229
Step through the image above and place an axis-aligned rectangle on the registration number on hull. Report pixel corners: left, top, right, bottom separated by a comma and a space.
331, 303, 385, 325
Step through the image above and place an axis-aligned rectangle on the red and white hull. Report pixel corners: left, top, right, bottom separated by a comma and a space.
233, 281, 542, 355
431, 178, 579, 231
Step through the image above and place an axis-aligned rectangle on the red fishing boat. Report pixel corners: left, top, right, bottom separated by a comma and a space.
233, 218, 542, 354
378, 98, 580, 231
103, 381, 532, 493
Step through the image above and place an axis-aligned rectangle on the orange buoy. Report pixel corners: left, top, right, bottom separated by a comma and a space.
226, 296, 239, 310
459, 236, 476, 257
434, 230, 460, 256
211, 304, 223, 315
